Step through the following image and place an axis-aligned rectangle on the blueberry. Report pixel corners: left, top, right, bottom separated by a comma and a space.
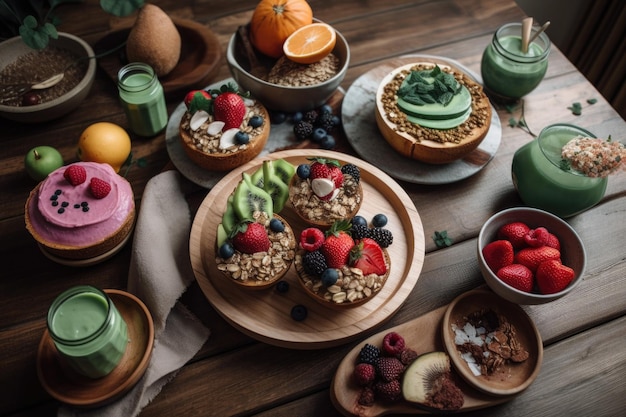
276, 280, 290, 293
235, 131, 249, 144
249, 115, 264, 128
219, 242, 235, 259
291, 112, 303, 123
270, 111, 287, 124
270, 218, 285, 232
320, 134, 335, 150
321, 268, 339, 287
291, 304, 308, 321
372, 214, 388, 227
311, 127, 327, 143
320, 104, 333, 114
296, 164, 311, 179
331, 115, 341, 126
352, 215, 367, 227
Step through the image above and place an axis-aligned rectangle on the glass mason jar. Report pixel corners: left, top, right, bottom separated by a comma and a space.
481, 22, 550, 101
512, 124, 608, 218
117, 62, 168, 137
47, 285, 129, 378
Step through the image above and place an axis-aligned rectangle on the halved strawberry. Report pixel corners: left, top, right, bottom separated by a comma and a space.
89, 177, 111, 199
482, 240, 514, 273
63, 165, 87, 186
231, 221, 270, 254
350, 238, 387, 275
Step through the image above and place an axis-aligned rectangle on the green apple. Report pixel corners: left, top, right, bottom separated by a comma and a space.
24, 146, 64, 181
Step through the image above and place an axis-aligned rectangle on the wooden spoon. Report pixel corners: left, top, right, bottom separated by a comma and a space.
529, 21, 551, 46
521, 17, 533, 54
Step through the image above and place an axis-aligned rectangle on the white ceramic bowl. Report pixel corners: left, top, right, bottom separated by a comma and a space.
0, 32, 96, 123
477, 207, 586, 304
226, 24, 349, 112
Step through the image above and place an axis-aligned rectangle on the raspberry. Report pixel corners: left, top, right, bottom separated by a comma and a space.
376, 356, 404, 382
89, 177, 111, 199
368, 228, 393, 248
374, 379, 401, 402
358, 343, 380, 365
63, 165, 86, 186
382, 332, 406, 356
300, 227, 325, 251
302, 251, 327, 275
293, 120, 313, 140
353, 363, 376, 386
399, 347, 419, 365
340, 163, 360, 183
357, 386, 375, 406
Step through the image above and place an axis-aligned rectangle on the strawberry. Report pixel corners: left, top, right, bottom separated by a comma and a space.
63, 165, 86, 186
231, 222, 270, 254
309, 159, 332, 180
482, 240, 514, 273
382, 332, 405, 356
515, 246, 561, 272
545, 232, 561, 250
213, 91, 246, 131
184, 89, 211, 112
328, 164, 344, 188
353, 363, 376, 386
524, 227, 551, 247
536, 259, 575, 294
497, 222, 530, 249
299, 227, 325, 251
376, 356, 405, 382
350, 238, 387, 275
496, 264, 534, 292
321, 220, 353, 268
89, 177, 111, 199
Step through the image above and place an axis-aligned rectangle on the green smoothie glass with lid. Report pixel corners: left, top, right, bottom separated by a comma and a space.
511, 124, 609, 218
47, 285, 129, 378
481, 22, 550, 101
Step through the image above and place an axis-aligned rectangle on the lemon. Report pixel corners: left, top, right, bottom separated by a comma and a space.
77, 122, 132, 172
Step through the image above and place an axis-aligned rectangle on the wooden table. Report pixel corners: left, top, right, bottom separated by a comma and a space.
1, 1, 625, 416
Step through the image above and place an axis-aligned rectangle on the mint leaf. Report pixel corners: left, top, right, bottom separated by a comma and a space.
432, 231, 453, 248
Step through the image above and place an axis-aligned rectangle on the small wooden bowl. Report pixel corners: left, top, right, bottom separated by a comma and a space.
215, 214, 296, 290
375, 62, 492, 165
294, 248, 391, 309
37, 289, 154, 407
441, 288, 543, 397
179, 104, 270, 172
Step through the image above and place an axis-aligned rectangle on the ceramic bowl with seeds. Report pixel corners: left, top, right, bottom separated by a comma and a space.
215, 214, 297, 290
0, 33, 96, 123
294, 249, 391, 309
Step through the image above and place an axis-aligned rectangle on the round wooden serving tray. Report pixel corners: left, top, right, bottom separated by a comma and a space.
37, 290, 154, 407
190, 149, 425, 349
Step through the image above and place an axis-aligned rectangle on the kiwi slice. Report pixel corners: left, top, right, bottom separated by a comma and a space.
233, 172, 273, 220
221, 194, 238, 235
272, 158, 296, 184
262, 160, 289, 213
216, 223, 228, 248
402, 351, 464, 411
251, 167, 264, 188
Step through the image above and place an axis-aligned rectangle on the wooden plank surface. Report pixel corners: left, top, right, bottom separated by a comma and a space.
0, 0, 624, 416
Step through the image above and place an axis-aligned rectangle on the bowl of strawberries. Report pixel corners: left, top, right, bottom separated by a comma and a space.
478, 207, 586, 304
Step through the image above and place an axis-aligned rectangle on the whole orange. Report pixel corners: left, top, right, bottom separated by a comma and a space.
77, 122, 131, 173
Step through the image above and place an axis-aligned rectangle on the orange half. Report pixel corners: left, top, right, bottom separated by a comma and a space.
283, 23, 337, 64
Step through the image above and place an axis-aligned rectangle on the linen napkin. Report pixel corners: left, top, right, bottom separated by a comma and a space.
59, 170, 210, 417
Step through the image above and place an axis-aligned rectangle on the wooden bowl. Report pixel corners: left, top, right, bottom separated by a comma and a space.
441, 288, 543, 397
294, 248, 391, 309
179, 104, 270, 172
375, 61, 492, 164
37, 289, 154, 407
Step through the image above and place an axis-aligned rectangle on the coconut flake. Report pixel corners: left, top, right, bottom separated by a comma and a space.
207, 121, 226, 135
219, 128, 240, 149
190, 110, 209, 131
243, 97, 255, 107
311, 178, 334, 198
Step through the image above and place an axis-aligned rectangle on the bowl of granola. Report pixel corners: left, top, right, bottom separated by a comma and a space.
226, 22, 349, 112
0, 33, 96, 123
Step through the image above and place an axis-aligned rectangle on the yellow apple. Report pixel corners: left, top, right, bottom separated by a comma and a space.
77, 122, 132, 172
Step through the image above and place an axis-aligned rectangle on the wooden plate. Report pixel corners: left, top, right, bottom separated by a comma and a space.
37, 290, 154, 407
94, 17, 222, 98
190, 149, 424, 349
342, 54, 502, 185
442, 289, 543, 396
331, 289, 524, 416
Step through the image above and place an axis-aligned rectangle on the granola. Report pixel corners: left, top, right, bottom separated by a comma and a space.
289, 174, 361, 224
267, 53, 340, 87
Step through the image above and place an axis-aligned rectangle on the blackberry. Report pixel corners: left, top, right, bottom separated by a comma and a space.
351, 223, 369, 240
341, 163, 360, 183
293, 120, 313, 140
303, 109, 319, 124
302, 250, 327, 275
315, 111, 335, 132
358, 343, 381, 365
368, 227, 393, 248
